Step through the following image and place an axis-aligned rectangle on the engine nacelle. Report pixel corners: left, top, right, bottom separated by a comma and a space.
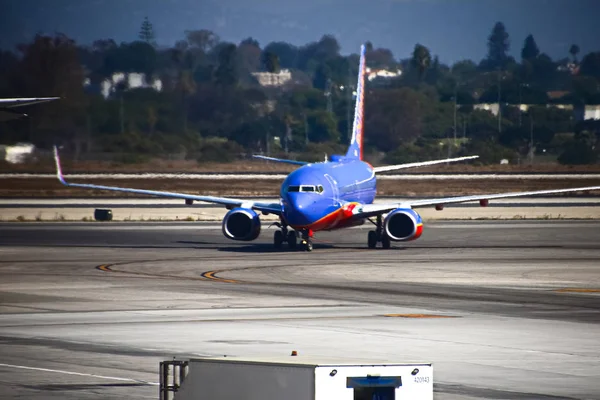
222, 207, 261, 241
383, 208, 423, 242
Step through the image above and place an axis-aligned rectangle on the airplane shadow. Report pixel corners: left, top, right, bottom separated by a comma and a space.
174, 240, 221, 246
218, 243, 337, 253
0, 243, 214, 250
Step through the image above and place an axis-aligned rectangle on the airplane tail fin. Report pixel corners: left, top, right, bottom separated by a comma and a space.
345, 44, 367, 161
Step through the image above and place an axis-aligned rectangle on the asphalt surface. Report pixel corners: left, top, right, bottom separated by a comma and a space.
1, 221, 600, 399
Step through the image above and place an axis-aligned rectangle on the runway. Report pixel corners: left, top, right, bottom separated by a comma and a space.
1, 221, 600, 399
2, 197, 600, 221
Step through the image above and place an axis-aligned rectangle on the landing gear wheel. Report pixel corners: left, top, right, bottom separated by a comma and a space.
381, 234, 391, 249
274, 230, 284, 249
287, 231, 297, 250
368, 230, 377, 249
302, 239, 313, 252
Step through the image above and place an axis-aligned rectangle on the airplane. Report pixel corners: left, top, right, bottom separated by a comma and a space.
52, 44, 600, 251
0, 97, 60, 122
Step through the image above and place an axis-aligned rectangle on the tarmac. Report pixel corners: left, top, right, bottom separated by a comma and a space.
1, 221, 599, 399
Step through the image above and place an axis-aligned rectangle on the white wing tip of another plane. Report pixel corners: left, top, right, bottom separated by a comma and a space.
53, 146, 67, 185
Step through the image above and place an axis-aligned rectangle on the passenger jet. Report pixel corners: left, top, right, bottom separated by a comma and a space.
53, 44, 600, 251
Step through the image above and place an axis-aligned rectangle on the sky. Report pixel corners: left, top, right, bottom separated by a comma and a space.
0, 0, 599, 64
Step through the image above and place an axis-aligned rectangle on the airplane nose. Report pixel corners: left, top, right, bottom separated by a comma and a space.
284, 194, 315, 226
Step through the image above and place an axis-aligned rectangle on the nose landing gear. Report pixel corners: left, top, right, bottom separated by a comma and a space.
272, 221, 314, 251
300, 229, 314, 252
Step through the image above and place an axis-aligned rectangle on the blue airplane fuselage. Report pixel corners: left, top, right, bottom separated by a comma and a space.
280, 156, 376, 231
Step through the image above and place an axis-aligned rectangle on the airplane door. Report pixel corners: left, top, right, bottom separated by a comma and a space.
324, 174, 339, 205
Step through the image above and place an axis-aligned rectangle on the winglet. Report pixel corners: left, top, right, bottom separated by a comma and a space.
252, 155, 309, 166
372, 155, 480, 173
53, 146, 67, 185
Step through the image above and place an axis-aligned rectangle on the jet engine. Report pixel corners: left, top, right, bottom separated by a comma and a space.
383, 208, 423, 241
222, 208, 261, 241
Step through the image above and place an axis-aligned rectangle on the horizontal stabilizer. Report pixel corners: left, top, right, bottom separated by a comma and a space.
373, 155, 479, 173
252, 155, 309, 166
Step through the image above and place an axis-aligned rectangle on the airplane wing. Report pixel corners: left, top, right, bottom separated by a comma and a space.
0, 97, 60, 108
353, 185, 600, 218
252, 155, 309, 166
372, 155, 479, 173
0, 97, 60, 122
53, 147, 282, 215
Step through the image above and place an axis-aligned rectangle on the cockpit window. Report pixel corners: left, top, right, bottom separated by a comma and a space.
285, 185, 323, 194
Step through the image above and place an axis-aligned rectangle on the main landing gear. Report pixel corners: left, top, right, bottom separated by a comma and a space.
273, 222, 312, 251
367, 215, 391, 249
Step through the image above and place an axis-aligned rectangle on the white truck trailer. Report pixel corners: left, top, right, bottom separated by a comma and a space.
160, 355, 433, 400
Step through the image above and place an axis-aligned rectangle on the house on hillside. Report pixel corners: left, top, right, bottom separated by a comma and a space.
252, 69, 292, 87
84, 72, 163, 99
574, 105, 600, 121
365, 67, 402, 82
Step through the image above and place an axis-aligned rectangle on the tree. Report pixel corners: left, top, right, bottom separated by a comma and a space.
580, 52, 600, 80
569, 44, 580, 64
139, 17, 156, 46
312, 62, 331, 90
365, 88, 426, 150
240, 37, 259, 48
314, 35, 340, 61
571, 75, 599, 103
237, 39, 262, 79
262, 51, 280, 73
214, 43, 238, 86
558, 139, 597, 165
16, 33, 88, 151
306, 110, 339, 142
411, 44, 431, 80
185, 29, 219, 53
521, 34, 539, 61
177, 70, 196, 132
263, 42, 298, 69
124, 41, 157, 77
366, 47, 396, 69
484, 22, 510, 70
450, 60, 477, 82
0, 50, 18, 96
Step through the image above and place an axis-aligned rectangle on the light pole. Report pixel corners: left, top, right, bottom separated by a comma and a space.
519, 83, 529, 128
453, 81, 458, 144
448, 81, 458, 160
529, 114, 534, 165
497, 70, 503, 134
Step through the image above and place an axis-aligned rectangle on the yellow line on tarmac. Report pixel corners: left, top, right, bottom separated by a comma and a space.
97, 263, 240, 284
555, 288, 600, 293
97, 264, 113, 272
200, 270, 240, 284
96, 263, 166, 278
